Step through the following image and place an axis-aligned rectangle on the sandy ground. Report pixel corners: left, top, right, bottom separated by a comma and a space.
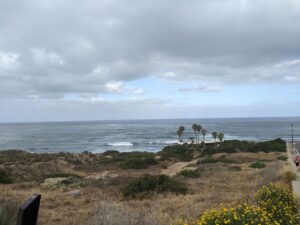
160, 160, 198, 176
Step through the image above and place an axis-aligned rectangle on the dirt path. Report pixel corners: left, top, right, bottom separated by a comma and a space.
287, 141, 300, 197
160, 159, 198, 176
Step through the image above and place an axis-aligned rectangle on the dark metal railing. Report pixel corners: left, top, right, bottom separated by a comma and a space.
16, 194, 41, 225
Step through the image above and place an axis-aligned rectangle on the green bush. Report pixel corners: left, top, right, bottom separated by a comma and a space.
158, 144, 194, 161
98, 151, 157, 168
118, 155, 157, 169
276, 155, 288, 161
122, 174, 187, 197
201, 156, 234, 164
177, 170, 200, 178
0, 168, 12, 184
201, 138, 286, 156
249, 161, 266, 169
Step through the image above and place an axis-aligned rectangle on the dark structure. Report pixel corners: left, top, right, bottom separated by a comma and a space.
16, 194, 41, 225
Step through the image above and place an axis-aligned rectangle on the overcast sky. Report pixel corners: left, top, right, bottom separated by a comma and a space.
0, 0, 300, 122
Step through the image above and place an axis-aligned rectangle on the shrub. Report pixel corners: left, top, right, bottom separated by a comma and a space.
43, 172, 82, 179
228, 166, 242, 171
158, 144, 194, 161
99, 151, 157, 168
118, 156, 157, 169
249, 161, 266, 169
276, 155, 288, 161
175, 185, 300, 225
255, 184, 300, 225
122, 174, 187, 198
201, 156, 234, 164
0, 196, 18, 225
201, 138, 286, 156
283, 171, 296, 183
0, 168, 12, 184
177, 170, 200, 178
160, 163, 168, 169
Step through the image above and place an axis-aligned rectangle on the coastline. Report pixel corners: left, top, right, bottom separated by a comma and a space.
0, 138, 293, 225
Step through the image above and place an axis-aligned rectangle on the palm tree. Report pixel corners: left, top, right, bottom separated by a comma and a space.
217, 132, 224, 142
176, 126, 185, 142
212, 131, 218, 143
201, 129, 207, 145
192, 124, 198, 144
196, 124, 202, 144
176, 129, 182, 142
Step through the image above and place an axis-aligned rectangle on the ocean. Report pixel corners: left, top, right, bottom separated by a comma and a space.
0, 117, 299, 153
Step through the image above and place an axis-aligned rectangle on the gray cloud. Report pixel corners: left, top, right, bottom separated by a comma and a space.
0, 0, 300, 99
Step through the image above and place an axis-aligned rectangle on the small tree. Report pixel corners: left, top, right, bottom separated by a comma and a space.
217, 132, 224, 142
176, 126, 185, 142
192, 124, 197, 144
201, 129, 207, 145
196, 124, 202, 144
212, 131, 218, 143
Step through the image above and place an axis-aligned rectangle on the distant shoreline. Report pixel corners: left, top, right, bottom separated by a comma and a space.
1, 116, 300, 125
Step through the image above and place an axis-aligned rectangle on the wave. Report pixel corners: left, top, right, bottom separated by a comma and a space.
146, 140, 179, 145
105, 142, 134, 146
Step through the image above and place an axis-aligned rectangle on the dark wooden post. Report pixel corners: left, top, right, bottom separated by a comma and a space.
16, 194, 41, 225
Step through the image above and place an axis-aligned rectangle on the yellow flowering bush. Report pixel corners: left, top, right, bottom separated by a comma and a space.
174, 184, 300, 225
255, 184, 300, 225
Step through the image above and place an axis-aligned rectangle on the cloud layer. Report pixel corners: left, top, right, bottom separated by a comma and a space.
0, 0, 300, 121
1, 0, 300, 99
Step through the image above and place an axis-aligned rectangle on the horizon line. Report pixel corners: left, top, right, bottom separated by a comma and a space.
1, 116, 300, 124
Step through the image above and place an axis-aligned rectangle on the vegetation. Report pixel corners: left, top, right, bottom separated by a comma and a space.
192, 124, 198, 144
43, 172, 82, 179
212, 131, 218, 143
118, 156, 157, 169
201, 129, 207, 145
176, 126, 185, 142
97, 151, 157, 169
176, 184, 300, 225
177, 170, 200, 178
283, 171, 296, 184
201, 138, 286, 156
255, 184, 300, 224
0, 196, 18, 225
249, 161, 266, 169
277, 155, 288, 161
0, 168, 12, 184
201, 156, 235, 164
217, 132, 224, 142
122, 174, 187, 198
196, 125, 202, 144
158, 144, 194, 161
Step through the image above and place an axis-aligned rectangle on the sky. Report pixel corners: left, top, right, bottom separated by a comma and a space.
0, 0, 300, 122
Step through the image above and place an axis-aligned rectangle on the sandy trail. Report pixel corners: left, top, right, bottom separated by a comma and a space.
160, 159, 198, 176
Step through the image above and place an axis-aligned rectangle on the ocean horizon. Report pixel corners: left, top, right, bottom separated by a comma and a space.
0, 116, 299, 153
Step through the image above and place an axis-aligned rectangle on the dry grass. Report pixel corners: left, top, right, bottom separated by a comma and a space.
0, 151, 291, 225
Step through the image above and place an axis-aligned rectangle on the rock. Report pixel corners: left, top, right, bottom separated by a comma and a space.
68, 189, 81, 198
41, 176, 80, 187
85, 171, 118, 180
41, 177, 70, 187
